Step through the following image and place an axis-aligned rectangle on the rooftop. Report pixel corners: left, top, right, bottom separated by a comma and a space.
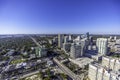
90, 62, 120, 76
69, 57, 93, 68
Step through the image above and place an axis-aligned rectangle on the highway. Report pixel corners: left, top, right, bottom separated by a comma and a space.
17, 70, 41, 79
6, 69, 42, 80
53, 58, 81, 80
29, 36, 42, 48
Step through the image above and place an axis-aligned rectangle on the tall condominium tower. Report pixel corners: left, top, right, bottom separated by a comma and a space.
68, 34, 72, 41
70, 43, 81, 59
114, 36, 117, 41
80, 38, 89, 56
88, 56, 120, 80
86, 32, 89, 40
64, 36, 69, 43
96, 38, 108, 55
58, 34, 63, 48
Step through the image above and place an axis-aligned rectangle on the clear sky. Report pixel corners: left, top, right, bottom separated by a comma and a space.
0, 0, 120, 34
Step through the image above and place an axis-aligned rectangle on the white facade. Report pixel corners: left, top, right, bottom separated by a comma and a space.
102, 57, 120, 71
116, 39, 120, 44
80, 38, 89, 56
64, 36, 69, 43
88, 56, 120, 80
68, 35, 72, 41
73, 36, 81, 44
114, 36, 117, 41
96, 38, 108, 55
70, 43, 81, 59
110, 36, 113, 40
88, 64, 120, 80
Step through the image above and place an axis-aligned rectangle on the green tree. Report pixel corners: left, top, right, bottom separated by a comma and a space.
60, 73, 67, 79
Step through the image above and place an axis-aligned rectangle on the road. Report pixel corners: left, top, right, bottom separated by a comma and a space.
29, 36, 42, 48
7, 69, 42, 80
17, 70, 41, 79
53, 58, 81, 80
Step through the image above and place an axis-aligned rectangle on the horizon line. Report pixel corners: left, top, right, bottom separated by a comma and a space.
0, 33, 120, 35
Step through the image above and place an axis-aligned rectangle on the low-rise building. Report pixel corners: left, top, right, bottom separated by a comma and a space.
52, 37, 58, 44
29, 54, 36, 59
69, 57, 93, 68
116, 39, 120, 44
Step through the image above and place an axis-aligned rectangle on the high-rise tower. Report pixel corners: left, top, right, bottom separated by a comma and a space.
96, 38, 108, 55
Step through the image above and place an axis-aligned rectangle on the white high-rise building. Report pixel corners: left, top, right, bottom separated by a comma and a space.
114, 36, 117, 41
73, 36, 81, 44
110, 36, 113, 40
74, 36, 81, 41
96, 38, 108, 55
64, 36, 69, 43
88, 56, 120, 80
108, 36, 113, 41
102, 57, 120, 72
68, 35, 72, 41
80, 38, 89, 56
70, 43, 81, 59
88, 63, 120, 80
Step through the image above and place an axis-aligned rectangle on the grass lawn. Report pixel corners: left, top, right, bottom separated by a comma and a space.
10, 59, 26, 64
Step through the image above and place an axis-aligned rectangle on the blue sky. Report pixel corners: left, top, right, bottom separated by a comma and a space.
0, 0, 120, 34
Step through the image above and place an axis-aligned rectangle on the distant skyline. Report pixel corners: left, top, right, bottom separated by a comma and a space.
0, 0, 120, 34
